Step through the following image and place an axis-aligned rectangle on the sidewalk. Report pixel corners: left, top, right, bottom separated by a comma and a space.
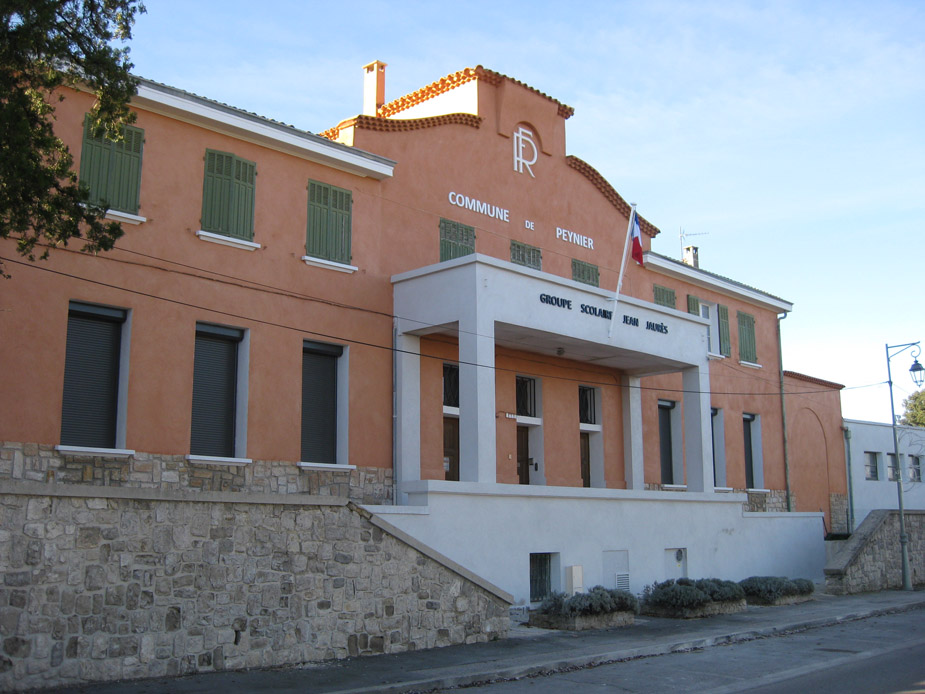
51, 590, 925, 694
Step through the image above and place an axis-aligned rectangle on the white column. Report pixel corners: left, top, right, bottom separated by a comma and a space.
458, 314, 496, 483
394, 330, 421, 502
682, 364, 714, 493
621, 375, 645, 490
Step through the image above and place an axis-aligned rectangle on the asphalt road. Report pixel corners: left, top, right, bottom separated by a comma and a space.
436, 609, 925, 693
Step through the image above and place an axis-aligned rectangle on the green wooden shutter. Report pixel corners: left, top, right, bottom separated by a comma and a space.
687, 295, 700, 315
511, 240, 541, 270
717, 304, 731, 357
202, 150, 234, 234
202, 150, 255, 240
229, 157, 256, 240
108, 124, 144, 213
737, 311, 757, 362
654, 285, 676, 308
440, 219, 475, 261
306, 181, 353, 264
571, 259, 599, 287
79, 116, 114, 207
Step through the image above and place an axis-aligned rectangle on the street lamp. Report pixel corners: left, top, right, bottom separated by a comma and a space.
885, 340, 922, 591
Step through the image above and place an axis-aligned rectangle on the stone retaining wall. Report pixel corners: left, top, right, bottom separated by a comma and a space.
0, 482, 510, 691
824, 509, 925, 594
0, 442, 393, 505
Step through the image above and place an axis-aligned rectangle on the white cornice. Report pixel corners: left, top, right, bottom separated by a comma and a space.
131, 82, 395, 180
644, 253, 793, 313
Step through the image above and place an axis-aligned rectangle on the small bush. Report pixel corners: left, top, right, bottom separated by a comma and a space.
739, 576, 814, 602
695, 578, 746, 603
538, 586, 638, 616
642, 579, 710, 611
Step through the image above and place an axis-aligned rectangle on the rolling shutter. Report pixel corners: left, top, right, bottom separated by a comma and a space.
190, 324, 241, 457
60, 303, 125, 448
301, 341, 342, 464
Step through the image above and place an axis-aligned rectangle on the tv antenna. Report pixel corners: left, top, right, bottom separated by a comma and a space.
680, 227, 708, 255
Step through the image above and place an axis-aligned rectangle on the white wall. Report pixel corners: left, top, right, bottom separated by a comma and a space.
844, 419, 925, 530
367, 481, 825, 604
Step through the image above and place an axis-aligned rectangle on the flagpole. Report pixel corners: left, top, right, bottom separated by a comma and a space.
608, 204, 637, 338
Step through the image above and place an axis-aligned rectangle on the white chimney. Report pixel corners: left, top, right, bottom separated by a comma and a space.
362, 60, 387, 117
683, 245, 699, 268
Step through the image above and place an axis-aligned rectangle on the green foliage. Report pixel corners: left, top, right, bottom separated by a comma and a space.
642, 579, 710, 611
1, 0, 145, 275
739, 576, 814, 603
694, 578, 746, 603
901, 390, 925, 428
538, 586, 638, 617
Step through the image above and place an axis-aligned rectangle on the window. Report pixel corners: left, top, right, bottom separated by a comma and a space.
658, 400, 677, 484
443, 363, 459, 408
201, 149, 256, 241
910, 456, 922, 483
306, 180, 352, 264
79, 115, 144, 214
689, 296, 722, 355
654, 284, 676, 308
743, 413, 763, 489
887, 453, 900, 482
516, 376, 537, 417
571, 259, 599, 287
60, 302, 129, 449
190, 323, 248, 458
865, 452, 880, 480
439, 218, 475, 261
578, 386, 597, 425
711, 407, 726, 487
529, 553, 554, 602
511, 240, 541, 270
301, 341, 343, 465
737, 311, 757, 363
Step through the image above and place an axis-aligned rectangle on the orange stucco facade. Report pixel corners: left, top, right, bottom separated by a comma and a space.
0, 66, 846, 529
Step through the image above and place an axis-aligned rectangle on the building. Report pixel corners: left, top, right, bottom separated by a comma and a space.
0, 64, 846, 612
843, 419, 925, 531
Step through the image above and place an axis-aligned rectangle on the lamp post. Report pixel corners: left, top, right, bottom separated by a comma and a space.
885, 341, 924, 591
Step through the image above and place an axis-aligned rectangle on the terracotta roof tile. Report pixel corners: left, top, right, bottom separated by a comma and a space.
320, 113, 482, 141
565, 156, 660, 238
783, 371, 845, 390
378, 66, 574, 120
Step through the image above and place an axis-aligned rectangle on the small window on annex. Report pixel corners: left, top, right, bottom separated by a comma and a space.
887, 453, 900, 482
864, 452, 880, 480
910, 456, 922, 483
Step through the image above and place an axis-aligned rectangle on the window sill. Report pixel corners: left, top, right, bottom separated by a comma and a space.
105, 209, 146, 225
516, 415, 542, 426
55, 445, 135, 458
443, 406, 460, 417
186, 454, 252, 466
739, 360, 762, 369
662, 484, 688, 491
707, 352, 726, 361
579, 422, 602, 433
297, 462, 357, 471
714, 486, 735, 493
196, 230, 261, 251
747, 488, 770, 494
301, 255, 358, 274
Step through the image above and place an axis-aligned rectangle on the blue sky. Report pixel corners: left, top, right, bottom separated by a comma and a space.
127, 0, 924, 422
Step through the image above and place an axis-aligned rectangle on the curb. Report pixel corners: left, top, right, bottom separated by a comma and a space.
327, 599, 925, 694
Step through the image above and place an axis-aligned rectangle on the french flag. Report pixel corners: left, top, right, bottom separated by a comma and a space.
630, 213, 644, 265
